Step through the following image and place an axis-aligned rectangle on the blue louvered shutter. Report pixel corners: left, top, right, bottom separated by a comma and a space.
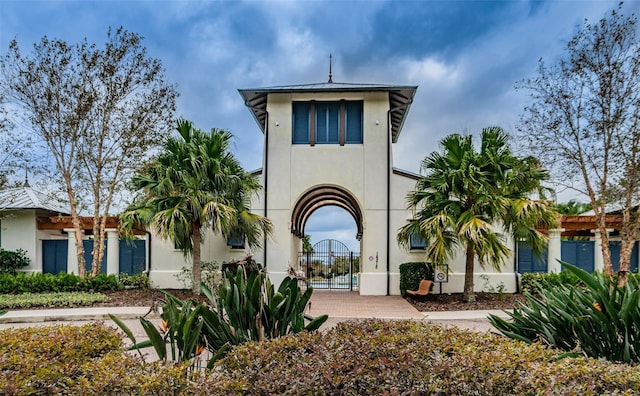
345, 101, 363, 143
292, 102, 310, 144
316, 102, 339, 143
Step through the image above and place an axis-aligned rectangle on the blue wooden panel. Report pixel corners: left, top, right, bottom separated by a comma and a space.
292, 102, 310, 144
119, 239, 146, 275
42, 240, 68, 274
517, 241, 547, 273
609, 241, 639, 273
315, 102, 339, 143
83, 240, 107, 274
345, 101, 363, 143
561, 240, 594, 273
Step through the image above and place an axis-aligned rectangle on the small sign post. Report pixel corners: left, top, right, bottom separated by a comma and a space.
433, 265, 449, 294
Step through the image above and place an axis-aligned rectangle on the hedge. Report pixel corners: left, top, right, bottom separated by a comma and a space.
0, 291, 108, 309
399, 261, 433, 297
0, 323, 194, 395
520, 270, 640, 294
0, 272, 122, 294
200, 320, 640, 395
3, 320, 640, 395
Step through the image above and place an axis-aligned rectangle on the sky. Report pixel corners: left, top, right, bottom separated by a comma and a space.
0, 0, 635, 251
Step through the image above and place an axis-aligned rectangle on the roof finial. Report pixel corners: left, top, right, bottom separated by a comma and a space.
23, 163, 30, 188
328, 53, 333, 83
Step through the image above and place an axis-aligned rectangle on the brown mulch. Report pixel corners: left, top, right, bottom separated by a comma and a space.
93, 288, 211, 308
88, 288, 527, 312
406, 292, 528, 312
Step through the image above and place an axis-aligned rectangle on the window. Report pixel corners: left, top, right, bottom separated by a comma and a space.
410, 233, 427, 250
227, 234, 245, 249
315, 102, 340, 144
292, 102, 310, 144
292, 100, 363, 145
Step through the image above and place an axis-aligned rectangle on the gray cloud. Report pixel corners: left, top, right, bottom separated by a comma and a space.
1, 0, 632, 227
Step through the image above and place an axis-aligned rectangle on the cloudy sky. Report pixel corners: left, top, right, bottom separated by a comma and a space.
0, 0, 633, 251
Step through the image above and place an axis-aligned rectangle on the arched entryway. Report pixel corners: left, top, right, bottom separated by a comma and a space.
291, 186, 363, 290
290, 185, 363, 241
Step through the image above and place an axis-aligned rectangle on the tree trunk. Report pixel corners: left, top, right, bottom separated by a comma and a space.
617, 208, 640, 287
65, 177, 86, 278
71, 213, 86, 278
91, 215, 108, 277
192, 225, 202, 295
463, 242, 476, 303
598, 225, 614, 277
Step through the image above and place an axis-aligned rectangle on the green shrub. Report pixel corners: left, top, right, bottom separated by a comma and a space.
0, 272, 121, 294
0, 323, 123, 394
0, 324, 196, 395
3, 320, 640, 394
85, 273, 121, 292
197, 319, 640, 395
119, 272, 150, 289
0, 291, 108, 309
175, 261, 221, 291
399, 261, 433, 297
520, 270, 581, 294
492, 262, 640, 363
0, 248, 30, 275
112, 267, 327, 368
56, 271, 85, 292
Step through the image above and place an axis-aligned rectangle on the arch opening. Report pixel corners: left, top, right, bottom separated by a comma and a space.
291, 185, 363, 241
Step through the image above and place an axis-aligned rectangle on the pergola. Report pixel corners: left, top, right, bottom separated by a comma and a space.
538, 215, 624, 237
38, 216, 146, 235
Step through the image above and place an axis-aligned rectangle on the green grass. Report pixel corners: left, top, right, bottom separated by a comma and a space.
0, 291, 108, 309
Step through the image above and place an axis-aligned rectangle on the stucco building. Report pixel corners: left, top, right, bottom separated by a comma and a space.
2, 78, 532, 295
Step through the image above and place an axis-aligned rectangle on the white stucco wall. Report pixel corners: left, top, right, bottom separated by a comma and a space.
389, 172, 518, 294
147, 87, 517, 294
262, 92, 399, 294
1, 210, 38, 271
148, 229, 257, 289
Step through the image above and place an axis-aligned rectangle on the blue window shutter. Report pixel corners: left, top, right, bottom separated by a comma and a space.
345, 101, 363, 143
316, 102, 340, 144
328, 103, 339, 143
292, 102, 310, 144
316, 102, 328, 143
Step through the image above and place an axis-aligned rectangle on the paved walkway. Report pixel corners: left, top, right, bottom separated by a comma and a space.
0, 291, 510, 330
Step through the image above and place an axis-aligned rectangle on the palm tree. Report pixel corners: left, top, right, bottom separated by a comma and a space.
120, 119, 272, 293
398, 127, 558, 302
556, 200, 592, 215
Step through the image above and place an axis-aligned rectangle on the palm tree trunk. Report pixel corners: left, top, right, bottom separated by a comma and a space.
463, 242, 476, 303
192, 225, 202, 295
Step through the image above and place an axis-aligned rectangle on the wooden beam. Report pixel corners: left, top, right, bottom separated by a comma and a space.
38, 216, 146, 235
536, 214, 624, 236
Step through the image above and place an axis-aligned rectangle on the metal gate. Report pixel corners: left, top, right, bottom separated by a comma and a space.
297, 239, 359, 290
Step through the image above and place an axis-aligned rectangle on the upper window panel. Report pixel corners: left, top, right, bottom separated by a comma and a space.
292, 102, 311, 144
292, 100, 363, 145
